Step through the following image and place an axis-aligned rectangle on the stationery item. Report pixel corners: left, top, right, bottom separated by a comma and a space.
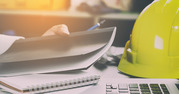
87, 20, 106, 31
0, 27, 116, 76
0, 73, 100, 93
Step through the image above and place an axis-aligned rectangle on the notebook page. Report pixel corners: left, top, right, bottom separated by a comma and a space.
0, 73, 100, 93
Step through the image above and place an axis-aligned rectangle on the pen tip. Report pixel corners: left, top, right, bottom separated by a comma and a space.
100, 20, 106, 24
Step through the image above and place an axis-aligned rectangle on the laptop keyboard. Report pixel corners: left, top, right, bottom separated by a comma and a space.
106, 83, 170, 94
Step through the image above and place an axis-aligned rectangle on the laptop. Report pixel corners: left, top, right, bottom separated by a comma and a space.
83, 78, 179, 94
106, 78, 179, 94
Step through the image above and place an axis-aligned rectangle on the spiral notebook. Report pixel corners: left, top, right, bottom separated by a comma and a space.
0, 73, 100, 93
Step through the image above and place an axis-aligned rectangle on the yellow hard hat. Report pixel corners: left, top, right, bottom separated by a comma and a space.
118, 0, 179, 78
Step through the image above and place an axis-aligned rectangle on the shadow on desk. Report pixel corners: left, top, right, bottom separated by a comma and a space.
93, 46, 142, 79
94, 61, 141, 78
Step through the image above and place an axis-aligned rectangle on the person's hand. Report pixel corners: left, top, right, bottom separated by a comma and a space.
42, 24, 70, 37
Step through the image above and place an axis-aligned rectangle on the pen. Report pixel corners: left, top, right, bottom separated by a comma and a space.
87, 20, 106, 31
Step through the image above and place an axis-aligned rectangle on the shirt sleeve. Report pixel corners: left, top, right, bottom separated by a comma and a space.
0, 34, 25, 55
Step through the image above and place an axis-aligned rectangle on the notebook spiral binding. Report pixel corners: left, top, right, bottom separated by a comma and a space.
26, 75, 100, 93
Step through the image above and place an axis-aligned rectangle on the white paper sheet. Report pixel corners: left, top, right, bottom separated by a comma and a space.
0, 34, 24, 55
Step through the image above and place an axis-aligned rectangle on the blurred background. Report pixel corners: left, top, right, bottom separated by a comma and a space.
0, 0, 153, 47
